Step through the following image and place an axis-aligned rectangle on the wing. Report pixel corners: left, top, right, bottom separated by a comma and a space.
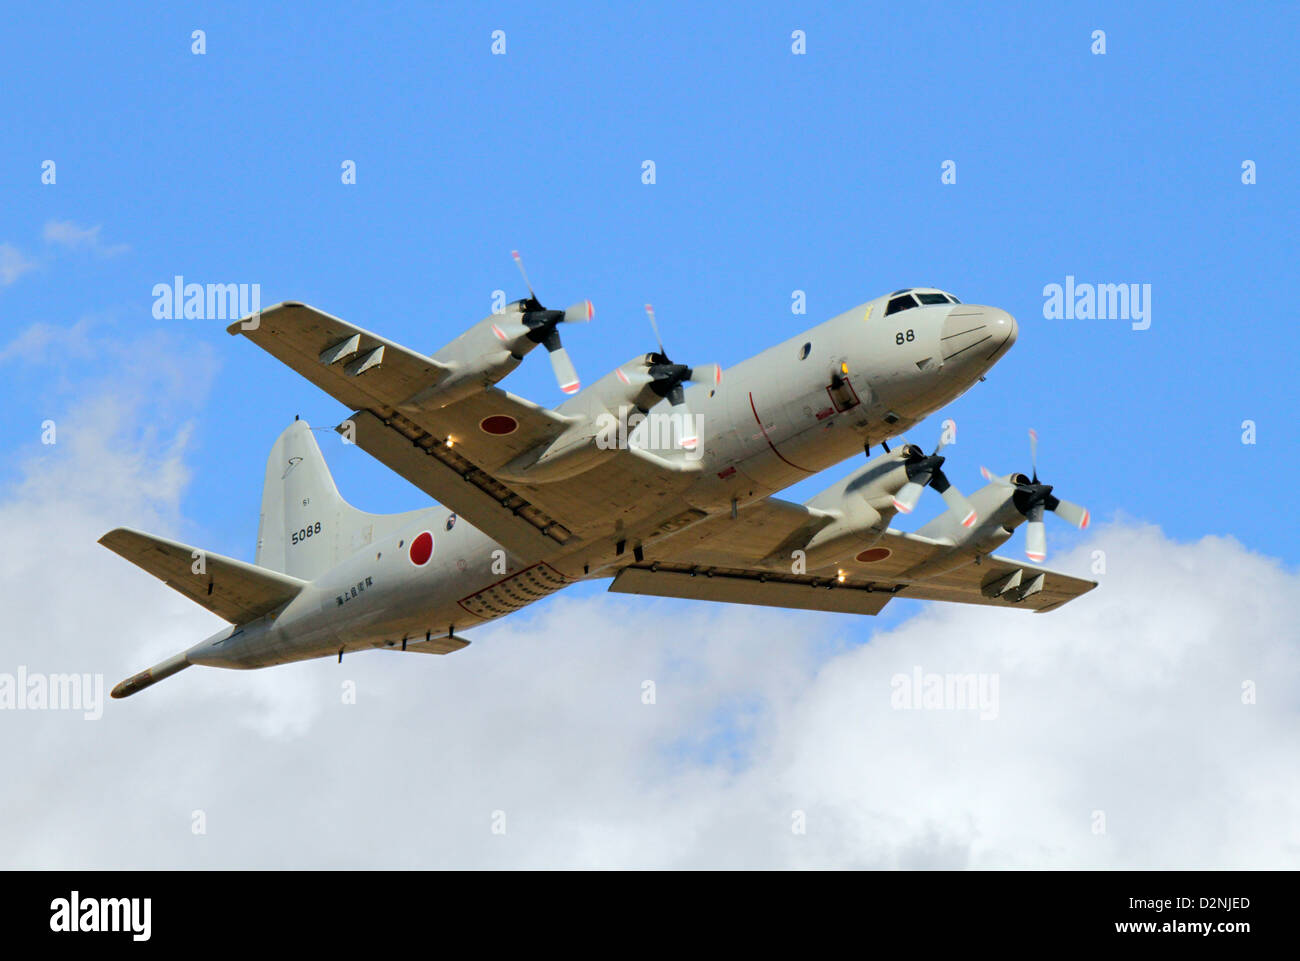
99, 528, 306, 623
861, 531, 1098, 613
230, 303, 581, 561
228, 302, 455, 415
616, 500, 1096, 614
609, 564, 893, 615
608, 497, 891, 615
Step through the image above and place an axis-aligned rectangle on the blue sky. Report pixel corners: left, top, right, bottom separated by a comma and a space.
3, 0, 1297, 578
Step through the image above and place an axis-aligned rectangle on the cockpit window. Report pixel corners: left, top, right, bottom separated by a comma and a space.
885, 294, 918, 316
916, 292, 949, 305
947, 294, 961, 304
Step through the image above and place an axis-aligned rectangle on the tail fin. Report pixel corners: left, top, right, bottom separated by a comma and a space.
256, 419, 431, 580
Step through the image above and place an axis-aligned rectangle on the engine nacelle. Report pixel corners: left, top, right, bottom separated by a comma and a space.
794, 447, 917, 570
496, 422, 608, 484
411, 302, 540, 409
799, 498, 885, 571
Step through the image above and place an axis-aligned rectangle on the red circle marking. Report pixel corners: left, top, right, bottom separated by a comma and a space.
409, 531, 434, 566
480, 414, 518, 436
855, 547, 892, 563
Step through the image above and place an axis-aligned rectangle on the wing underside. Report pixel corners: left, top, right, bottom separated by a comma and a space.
611, 500, 1097, 614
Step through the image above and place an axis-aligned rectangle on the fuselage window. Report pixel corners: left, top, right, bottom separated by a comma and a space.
916, 292, 949, 305
885, 294, 918, 316
799, 342, 811, 360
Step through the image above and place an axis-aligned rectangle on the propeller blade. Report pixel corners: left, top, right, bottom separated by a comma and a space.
615, 365, 654, 389
892, 480, 926, 514
930, 469, 978, 528
491, 320, 528, 344
539, 328, 579, 394
1024, 502, 1047, 561
1028, 428, 1039, 482
564, 300, 595, 323
644, 303, 666, 355
510, 250, 536, 300
667, 383, 686, 407
942, 487, 979, 528
1025, 521, 1047, 562
547, 345, 581, 395
980, 466, 1014, 486
674, 402, 700, 450
688, 363, 723, 387
1048, 496, 1090, 530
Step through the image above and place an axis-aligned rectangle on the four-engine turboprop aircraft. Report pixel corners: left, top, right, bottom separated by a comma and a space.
103, 258, 1096, 699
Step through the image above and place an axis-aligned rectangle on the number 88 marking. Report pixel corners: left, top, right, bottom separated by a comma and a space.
895, 329, 915, 345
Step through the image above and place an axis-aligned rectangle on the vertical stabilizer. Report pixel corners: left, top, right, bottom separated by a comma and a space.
256, 419, 432, 580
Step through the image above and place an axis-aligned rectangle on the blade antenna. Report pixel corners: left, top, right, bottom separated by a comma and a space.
644, 303, 666, 356
511, 250, 536, 300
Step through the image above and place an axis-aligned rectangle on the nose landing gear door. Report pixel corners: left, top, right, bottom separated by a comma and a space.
826, 359, 861, 413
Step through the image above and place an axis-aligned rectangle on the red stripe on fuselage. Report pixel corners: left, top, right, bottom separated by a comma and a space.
748, 391, 814, 474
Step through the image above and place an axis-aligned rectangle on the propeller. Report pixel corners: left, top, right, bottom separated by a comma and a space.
890, 424, 978, 527
980, 428, 1090, 562
490, 250, 593, 395
619, 304, 722, 451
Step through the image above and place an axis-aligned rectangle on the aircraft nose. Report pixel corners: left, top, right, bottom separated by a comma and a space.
941, 305, 1017, 365
992, 307, 1018, 348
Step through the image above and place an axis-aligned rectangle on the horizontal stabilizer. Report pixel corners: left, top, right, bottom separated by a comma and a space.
99, 527, 306, 623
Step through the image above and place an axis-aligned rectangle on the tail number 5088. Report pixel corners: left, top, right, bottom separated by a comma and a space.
292, 521, 322, 545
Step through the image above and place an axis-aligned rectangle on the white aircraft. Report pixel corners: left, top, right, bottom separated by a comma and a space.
103, 258, 1094, 698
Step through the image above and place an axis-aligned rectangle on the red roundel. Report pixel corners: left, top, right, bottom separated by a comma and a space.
480, 414, 519, 436
855, 547, 892, 563
409, 531, 434, 566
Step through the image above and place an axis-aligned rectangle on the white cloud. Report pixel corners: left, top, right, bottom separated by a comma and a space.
42, 220, 129, 257
0, 314, 100, 364
0, 243, 36, 286
0, 335, 1296, 869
